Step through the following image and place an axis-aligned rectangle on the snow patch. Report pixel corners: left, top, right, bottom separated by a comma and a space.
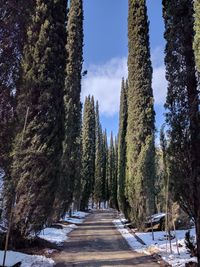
0, 250, 54, 267
38, 224, 77, 245
113, 218, 197, 267
63, 217, 84, 224
72, 211, 89, 219
39, 210, 89, 244
63, 210, 89, 224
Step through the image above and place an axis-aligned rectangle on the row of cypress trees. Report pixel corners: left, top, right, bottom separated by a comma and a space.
116, 0, 200, 264
1, 1, 200, 262
81, 96, 118, 210
0, 0, 84, 239
0, 0, 119, 241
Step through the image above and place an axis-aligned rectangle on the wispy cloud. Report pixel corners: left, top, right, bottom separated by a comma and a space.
151, 47, 167, 106
81, 47, 167, 117
81, 57, 127, 117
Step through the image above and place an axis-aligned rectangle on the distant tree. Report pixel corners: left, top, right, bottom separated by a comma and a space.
94, 101, 103, 207
108, 132, 116, 208
102, 129, 108, 206
11, 0, 67, 237
126, 0, 156, 225
57, 0, 84, 215
90, 96, 96, 197
80, 96, 95, 210
117, 78, 130, 217
154, 126, 167, 212
163, 0, 200, 264
114, 137, 119, 210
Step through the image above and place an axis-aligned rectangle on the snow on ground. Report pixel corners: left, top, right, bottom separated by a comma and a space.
73, 211, 89, 218
64, 217, 84, 224
0, 250, 54, 267
0, 211, 89, 266
113, 218, 197, 267
38, 224, 77, 245
64, 210, 89, 224
39, 210, 89, 244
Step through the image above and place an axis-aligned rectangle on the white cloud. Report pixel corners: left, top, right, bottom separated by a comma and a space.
152, 65, 167, 105
151, 47, 168, 105
81, 47, 167, 117
81, 57, 128, 117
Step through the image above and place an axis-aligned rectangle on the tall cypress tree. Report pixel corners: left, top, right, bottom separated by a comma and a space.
194, 0, 200, 72
58, 0, 83, 215
11, 0, 67, 237
114, 137, 119, 210
163, 0, 200, 263
118, 78, 130, 216
108, 132, 116, 208
0, 0, 35, 219
94, 101, 103, 207
80, 96, 95, 210
102, 129, 108, 206
126, 0, 156, 225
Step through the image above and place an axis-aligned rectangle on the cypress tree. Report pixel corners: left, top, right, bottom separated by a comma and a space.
11, 0, 67, 237
118, 78, 130, 216
102, 129, 108, 207
126, 0, 156, 225
163, 0, 200, 263
90, 96, 96, 197
114, 137, 119, 210
0, 0, 35, 219
94, 101, 103, 207
194, 0, 200, 72
163, 0, 197, 219
154, 126, 167, 212
80, 96, 95, 210
108, 132, 116, 208
59, 0, 83, 215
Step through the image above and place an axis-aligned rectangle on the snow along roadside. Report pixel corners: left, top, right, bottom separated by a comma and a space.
39, 211, 89, 245
0, 250, 54, 267
38, 224, 77, 245
113, 218, 197, 267
0, 211, 89, 266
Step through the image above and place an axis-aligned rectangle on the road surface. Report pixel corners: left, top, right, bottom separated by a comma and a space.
54, 210, 160, 267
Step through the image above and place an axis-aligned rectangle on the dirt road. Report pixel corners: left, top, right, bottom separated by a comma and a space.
53, 210, 160, 267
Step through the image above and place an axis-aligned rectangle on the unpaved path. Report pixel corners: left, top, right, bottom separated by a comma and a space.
53, 210, 160, 267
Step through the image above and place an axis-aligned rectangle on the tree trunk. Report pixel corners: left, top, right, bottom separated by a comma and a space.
195, 219, 200, 266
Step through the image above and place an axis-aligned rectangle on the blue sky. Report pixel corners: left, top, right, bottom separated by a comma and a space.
81, 0, 167, 142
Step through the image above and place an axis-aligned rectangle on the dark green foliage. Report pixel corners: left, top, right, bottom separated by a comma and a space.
80, 96, 95, 210
102, 130, 109, 205
108, 133, 118, 209
94, 101, 103, 206
114, 137, 119, 210
154, 126, 167, 212
117, 78, 130, 217
163, 0, 198, 219
194, 0, 200, 73
126, 0, 156, 225
58, 0, 83, 215
11, 0, 67, 236
0, 0, 35, 219
163, 0, 200, 263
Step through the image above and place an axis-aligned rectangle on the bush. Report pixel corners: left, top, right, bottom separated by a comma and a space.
185, 230, 197, 257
